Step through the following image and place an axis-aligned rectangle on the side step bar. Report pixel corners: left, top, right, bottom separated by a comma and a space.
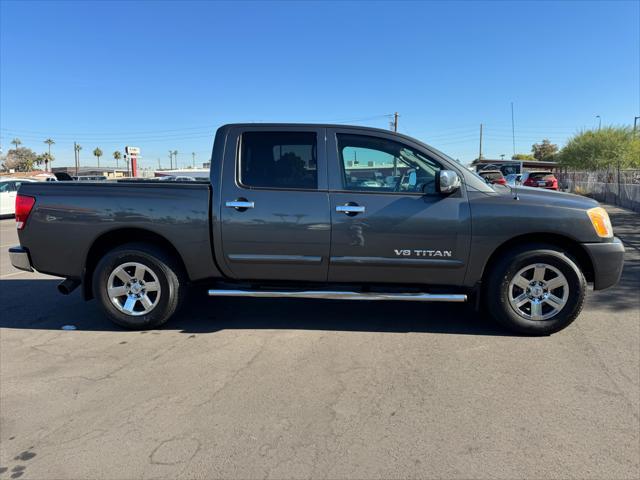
208, 289, 467, 302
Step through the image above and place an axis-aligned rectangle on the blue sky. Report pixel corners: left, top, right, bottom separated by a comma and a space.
1, 0, 638, 168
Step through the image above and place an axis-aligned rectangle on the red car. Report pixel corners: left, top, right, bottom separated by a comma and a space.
478, 170, 507, 185
522, 171, 558, 190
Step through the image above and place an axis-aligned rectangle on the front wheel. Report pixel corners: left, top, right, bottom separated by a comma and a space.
93, 243, 186, 329
486, 245, 587, 335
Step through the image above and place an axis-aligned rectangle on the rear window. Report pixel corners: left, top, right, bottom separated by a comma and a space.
240, 132, 317, 190
529, 173, 555, 181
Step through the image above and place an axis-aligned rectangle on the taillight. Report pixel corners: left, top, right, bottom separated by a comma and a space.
15, 194, 36, 230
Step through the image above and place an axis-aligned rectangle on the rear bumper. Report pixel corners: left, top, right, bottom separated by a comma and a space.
582, 237, 625, 290
9, 246, 34, 272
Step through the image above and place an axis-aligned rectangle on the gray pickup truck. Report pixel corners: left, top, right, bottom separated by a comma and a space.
10, 124, 625, 334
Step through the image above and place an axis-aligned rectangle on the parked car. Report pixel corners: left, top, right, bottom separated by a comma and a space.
505, 173, 522, 187
9, 123, 624, 335
478, 170, 507, 185
0, 178, 38, 217
521, 171, 558, 190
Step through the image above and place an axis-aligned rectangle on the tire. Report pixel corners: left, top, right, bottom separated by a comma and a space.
92, 242, 186, 329
485, 244, 587, 335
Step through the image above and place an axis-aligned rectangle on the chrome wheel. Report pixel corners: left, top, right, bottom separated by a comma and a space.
107, 262, 161, 316
508, 263, 569, 321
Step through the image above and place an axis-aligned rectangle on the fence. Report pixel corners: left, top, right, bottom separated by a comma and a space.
557, 169, 640, 213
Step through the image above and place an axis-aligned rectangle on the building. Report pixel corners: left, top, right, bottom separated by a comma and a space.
52, 166, 129, 179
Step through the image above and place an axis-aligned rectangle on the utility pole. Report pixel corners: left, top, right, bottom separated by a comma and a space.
74, 142, 78, 176
511, 102, 516, 156
634, 116, 639, 136
158, 158, 161, 169
478, 123, 483, 161
393, 112, 399, 132
192, 152, 196, 168
168, 150, 173, 170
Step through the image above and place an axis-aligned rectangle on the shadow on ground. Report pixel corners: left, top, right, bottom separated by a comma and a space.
0, 279, 515, 336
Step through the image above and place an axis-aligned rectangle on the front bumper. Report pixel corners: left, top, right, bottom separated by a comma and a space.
582, 237, 625, 290
9, 246, 34, 272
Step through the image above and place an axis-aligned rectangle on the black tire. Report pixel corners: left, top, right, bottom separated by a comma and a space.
485, 244, 587, 335
92, 242, 186, 329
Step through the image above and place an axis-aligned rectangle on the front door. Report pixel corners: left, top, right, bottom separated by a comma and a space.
218, 126, 330, 282
327, 128, 471, 286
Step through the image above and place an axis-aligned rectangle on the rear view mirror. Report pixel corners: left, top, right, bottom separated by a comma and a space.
438, 170, 461, 194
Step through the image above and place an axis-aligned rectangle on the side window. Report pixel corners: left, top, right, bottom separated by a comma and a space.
337, 134, 442, 194
240, 131, 317, 190
0, 182, 9, 193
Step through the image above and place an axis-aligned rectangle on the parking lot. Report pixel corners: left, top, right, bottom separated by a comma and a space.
0, 205, 638, 479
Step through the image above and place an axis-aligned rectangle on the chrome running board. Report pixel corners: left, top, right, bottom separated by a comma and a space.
207, 289, 467, 302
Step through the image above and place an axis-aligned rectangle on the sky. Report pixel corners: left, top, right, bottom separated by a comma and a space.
1, 0, 638, 169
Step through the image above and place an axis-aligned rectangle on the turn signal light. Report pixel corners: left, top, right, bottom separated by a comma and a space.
587, 207, 613, 238
15, 194, 36, 230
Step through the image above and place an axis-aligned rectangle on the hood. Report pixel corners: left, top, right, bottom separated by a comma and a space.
492, 185, 599, 210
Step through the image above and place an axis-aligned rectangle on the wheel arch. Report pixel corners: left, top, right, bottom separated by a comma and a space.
83, 228, 188, 300
481, 233, 595, 287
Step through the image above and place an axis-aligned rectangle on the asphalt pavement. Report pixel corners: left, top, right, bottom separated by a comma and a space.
0, 205, 638, 479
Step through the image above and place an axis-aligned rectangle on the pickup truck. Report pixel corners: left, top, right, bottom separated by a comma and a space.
9, 124, 625, 335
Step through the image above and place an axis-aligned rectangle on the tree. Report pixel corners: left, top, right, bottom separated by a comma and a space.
2, 147, 38, 172
512, 153, 534, 160
531, 139, 559, 161
11, 138, 22, 150
39, 152, 54, 172
173, 150, 178, 168
559, 126, 640, 170
93, 147, 103, 167
43, 138, 55, 172
113, 150, 122, 168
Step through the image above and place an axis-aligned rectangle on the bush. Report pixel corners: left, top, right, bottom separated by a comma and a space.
559, 126, 640, 169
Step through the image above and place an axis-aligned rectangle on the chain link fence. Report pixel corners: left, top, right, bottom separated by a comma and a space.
557, 169, 640, 213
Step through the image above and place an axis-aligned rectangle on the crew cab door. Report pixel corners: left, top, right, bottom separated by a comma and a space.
216, 126, 330, 282
327, 128, 471, 285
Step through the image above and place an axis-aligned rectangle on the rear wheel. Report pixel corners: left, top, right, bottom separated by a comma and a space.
486, 245, 587, 335
93, 243, 186, 329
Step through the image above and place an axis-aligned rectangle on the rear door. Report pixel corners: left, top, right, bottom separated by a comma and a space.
327, 128, 471, 286
217, 126, 331, 282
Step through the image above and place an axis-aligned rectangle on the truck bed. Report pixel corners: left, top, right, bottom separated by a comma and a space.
17, 181, 220, 283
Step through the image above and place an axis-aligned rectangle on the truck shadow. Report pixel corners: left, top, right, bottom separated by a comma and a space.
1, 258, 637, 336
0, 279, 510, 336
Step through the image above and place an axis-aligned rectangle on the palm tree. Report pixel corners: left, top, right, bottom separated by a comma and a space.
173, 150, 178, 169
44, 138, 55, 172
11, 138, 22, 151
93, 147, 103, 167
74, 143, 82, 175
113, 150, 122, 168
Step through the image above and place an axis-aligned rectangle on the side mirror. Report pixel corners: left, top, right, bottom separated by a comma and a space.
438, 170, 461, 194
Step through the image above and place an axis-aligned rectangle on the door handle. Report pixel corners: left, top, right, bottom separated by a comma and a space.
336, 204, 365, 215
225, 200, 255, 211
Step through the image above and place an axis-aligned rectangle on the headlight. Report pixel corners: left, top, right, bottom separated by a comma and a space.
587, 207, 613, 238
